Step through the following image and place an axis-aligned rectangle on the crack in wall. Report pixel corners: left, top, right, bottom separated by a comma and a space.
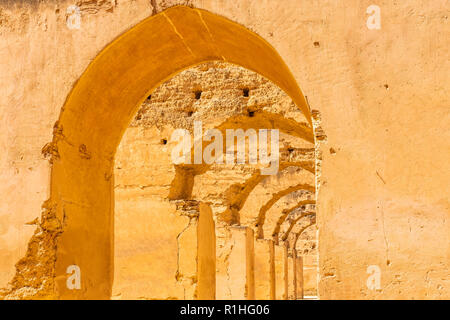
225, 234, 235, 298
162, 12, 195, 58
380, 206, 390, 265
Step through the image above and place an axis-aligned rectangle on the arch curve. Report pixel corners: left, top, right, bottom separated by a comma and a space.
47, 5, 312, 299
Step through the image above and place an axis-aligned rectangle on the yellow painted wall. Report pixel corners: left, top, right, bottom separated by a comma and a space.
0, 1, 448, 299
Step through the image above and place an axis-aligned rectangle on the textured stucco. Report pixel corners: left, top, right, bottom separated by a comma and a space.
0, 0, 448, 299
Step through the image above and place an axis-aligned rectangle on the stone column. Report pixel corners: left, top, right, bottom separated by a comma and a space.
254, 239, 275, 299
197, 203, 216, 300
296, 255, 304, 300
216, 226, 255, 299
274, 243, 288, 299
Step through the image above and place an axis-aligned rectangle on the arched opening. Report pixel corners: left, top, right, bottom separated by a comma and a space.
17, 5, 314, 299
111, 60, 316, 300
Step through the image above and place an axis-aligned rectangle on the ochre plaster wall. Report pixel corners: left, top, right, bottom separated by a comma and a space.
0, 0, 448, 299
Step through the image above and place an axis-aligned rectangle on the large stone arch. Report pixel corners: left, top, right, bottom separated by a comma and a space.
237, 166, 314, 234
169, 110, 314, 201
263, 194, 315, 242
37, 5, 313, 299
210, 160, 314, 224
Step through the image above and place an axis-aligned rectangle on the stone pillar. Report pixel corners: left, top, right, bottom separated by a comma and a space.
216, 226, 255, 299
197, 203, 216, 300
288, 253, 296, 300
296, 255, 304, 300
254, 239, 275, 300
274, 243, 288, 300
303, 255, 318, 297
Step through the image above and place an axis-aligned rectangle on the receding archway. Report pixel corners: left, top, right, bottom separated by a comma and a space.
45, 5, 312, 299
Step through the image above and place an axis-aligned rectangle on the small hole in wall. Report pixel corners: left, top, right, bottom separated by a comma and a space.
248, 110, 255, 117
384, 84, 389, 90
243, 88, 250, 97
288, 147, 294, 153
314, 41, 320, 47
147, 95, 152, 100
187, 111, 194, 117
194, 90, 202, 100
161, 139, 168, 145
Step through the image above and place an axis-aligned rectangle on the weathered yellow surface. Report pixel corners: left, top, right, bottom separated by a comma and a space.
254, 239, 274, 300
0, 0, 448, 300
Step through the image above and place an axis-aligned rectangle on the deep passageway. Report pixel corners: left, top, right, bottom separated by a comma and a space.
113, 62, 318, 300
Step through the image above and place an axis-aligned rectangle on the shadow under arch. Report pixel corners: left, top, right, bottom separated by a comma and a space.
49, 5, 312, 299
